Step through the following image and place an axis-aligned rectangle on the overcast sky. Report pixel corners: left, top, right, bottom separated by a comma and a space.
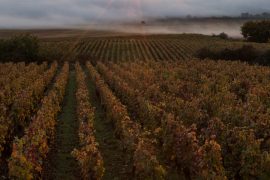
0, 0, 269, 28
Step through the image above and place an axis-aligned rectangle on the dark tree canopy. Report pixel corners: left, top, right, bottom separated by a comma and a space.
241, 21, 270, 43
0, 34, 65, 63
0, 34, 39, 62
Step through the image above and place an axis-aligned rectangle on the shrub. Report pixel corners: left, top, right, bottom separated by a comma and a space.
219, 32, 229, 40
0, 34, 68, 63
256, 50, 270, 65
241, 21, 270, 43
196, 45, 268, 65
196, 48, 218, 60
0, 34, 39, 63
212, 32, 229, 40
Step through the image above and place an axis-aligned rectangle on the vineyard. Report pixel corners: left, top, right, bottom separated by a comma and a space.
1, 34, 270, 179
72, 35, 270, 62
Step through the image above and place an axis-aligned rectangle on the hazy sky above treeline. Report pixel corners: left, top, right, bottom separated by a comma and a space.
0, 0, 269, 28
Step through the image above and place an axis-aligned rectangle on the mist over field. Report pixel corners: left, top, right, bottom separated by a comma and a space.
80, 20, 245, 37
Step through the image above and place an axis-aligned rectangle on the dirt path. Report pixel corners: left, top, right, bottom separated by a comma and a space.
44, 69, 80, 180
84, 66, 133, 180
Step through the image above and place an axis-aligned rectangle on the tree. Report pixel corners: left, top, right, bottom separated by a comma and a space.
219, 32, 229, 40
0, 34, 40, 63
241, 21, 270, 43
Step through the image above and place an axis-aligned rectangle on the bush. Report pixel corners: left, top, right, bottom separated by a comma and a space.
196, 48, 218, 59
241, 21, 270, 43
0, 34, 69, 63
196, 45, 270, 65
0, 34, 40, 63
218, 32, 229, 40
212, 32, 229, 40
256, 50, 270, 65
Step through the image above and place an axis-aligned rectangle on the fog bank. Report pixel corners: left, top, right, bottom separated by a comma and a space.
80, 20, 246, 38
